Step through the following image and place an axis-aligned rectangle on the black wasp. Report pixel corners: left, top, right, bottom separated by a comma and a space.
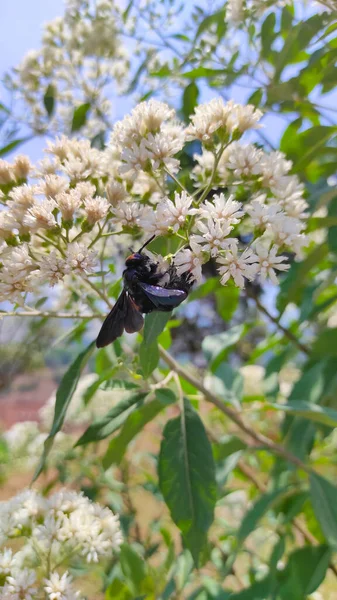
96, 235, 194, 348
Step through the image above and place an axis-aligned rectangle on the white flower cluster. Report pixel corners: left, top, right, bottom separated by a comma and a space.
0, 97, 309, 312
111, 99, 185, 180
226, 0, 292, 24
2, 421, 72, 472
0, 488, 122, 598
7, 0, 129, 137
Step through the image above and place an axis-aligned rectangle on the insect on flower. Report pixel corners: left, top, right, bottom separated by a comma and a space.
96, 235, 194, 347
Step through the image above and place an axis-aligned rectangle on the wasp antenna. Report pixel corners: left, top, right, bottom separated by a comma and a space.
138, 235, 156, 253
128, 246, 133, 253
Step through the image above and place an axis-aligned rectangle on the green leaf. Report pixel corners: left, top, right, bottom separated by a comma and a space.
214, 285, 240, 321
182, 82, 199, 121
227, 578, 271, 600
278, 545, 331, 599
71, 103, 91, 132
310, 473, 337, 549
213, 435, 247, 462
105, 579, 132, 600
43, 84, 56, 117
261, 12, 276, 60
143, 311, 171, 346
274, 13, 331, 80
195, 9, 226, 39
270, 401, 337, 427
139, 339, 159, 378
327, 196, 337, 253
75, 390, 148, 446
158, 398, 216, 565
312, 328, 337, 357
202, 325, 245, 371
33, 342, 95, 481
102, 388, 175, 469
120, 544, 146, 594
99, 379, 140, 391
237, 488, 289, 546
0, 137, 32, 157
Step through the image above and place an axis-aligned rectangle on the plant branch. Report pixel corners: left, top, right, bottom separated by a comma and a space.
158, 345, 311, 473
0, 310, 102, 319
253, 296, 310, 356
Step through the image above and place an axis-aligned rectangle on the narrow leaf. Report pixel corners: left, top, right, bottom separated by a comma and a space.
33, 342, 95, 480
43, 84, 56, 117
71, 103, 91, 132
75, 390, 148, 446
270, 401, 337, 427
102, 389, 175, 469
139, 339, 159, 377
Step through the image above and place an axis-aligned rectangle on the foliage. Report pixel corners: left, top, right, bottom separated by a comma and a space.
1, 0, 337, 598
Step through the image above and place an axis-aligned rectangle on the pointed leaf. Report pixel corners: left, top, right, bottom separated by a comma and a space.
158, 399, 216, 565
33, 342, 95, 480
75, 390, 148, 446
71, 103, 91, 132
310, 473, 337, 549
102, 388, 175, 468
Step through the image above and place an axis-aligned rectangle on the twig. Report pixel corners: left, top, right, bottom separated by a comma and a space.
158, 345, 311, 473
253, 296, 310, 356
0, 310, 102, 319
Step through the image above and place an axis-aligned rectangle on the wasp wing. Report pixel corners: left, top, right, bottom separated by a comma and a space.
124, 295, 144, 333
96, 291, 144, 348
138, 282, 187, 309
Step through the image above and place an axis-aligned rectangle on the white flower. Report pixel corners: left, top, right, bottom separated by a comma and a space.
0, 548, 15, 575
13, 155, 32, 180
217, 244, 258, 287
226, 103, 263, 134
23, 199, 57, 231
36, 174, 69, 198
119, 138, 151, 179
74, 181, 96, 200
186, 98, 234, 141
226, 0, 244, 23
1, 244, 33, 277
83, 196, 110, 225
4, 568, 37, 600
0, 211, 17, 240
8, 184, 36, 214
110, 201, 143, 228
224, 141, 263, 178
254, 242, 290, 284
161, 191, 194, 230
0, 159, 14, 184
106, 180, 128, 206
269, 216, 307, 256
259, 151, 292, 187
56, 190, 82, 221
246, 195, 284, 229
191, 219, 234, 257
0, 270, 35, 304
44, 571, 76, 600
112, 100, 175, 147
197, 193, 244, 225
174, 247, 204, 284
63, 243, 98, 274
36, 250, 67, 287
186, 98, 262, 141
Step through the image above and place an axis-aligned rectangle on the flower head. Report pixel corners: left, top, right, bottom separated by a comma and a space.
217, 244, 258, 288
